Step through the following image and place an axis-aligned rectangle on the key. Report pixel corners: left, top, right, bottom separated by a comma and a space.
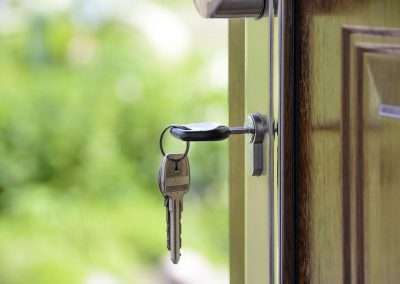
158, 153, 190, 264
158, 154, 190, 264
169, 122, 253, 141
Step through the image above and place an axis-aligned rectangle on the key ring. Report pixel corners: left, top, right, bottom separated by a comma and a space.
159, 125, 190, 162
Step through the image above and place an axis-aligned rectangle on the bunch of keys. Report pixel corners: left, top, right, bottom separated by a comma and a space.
158, 126, 191, 264
157, 120, 264, 264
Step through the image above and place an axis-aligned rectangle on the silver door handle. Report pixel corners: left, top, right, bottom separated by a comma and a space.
193, 0, 272, 18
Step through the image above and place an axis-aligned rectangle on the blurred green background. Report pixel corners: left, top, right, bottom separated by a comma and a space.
0, 0, 228, 283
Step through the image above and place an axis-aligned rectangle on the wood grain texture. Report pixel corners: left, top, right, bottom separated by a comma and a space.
342, 27, 400, 284
280, 0, 296, 283
294, 2, 312, 283
294, 1, 400, 283
354, 44, 400, 284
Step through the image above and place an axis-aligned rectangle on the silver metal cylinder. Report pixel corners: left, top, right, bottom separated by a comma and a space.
193, 0, 267, 18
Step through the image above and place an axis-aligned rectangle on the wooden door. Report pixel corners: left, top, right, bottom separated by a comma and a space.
293, 1, 400, 283
228, 0, 400, 283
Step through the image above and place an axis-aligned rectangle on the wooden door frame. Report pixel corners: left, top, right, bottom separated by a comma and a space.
279, 0, 295, 283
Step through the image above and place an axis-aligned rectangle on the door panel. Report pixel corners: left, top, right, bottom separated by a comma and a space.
343, 27, 400, 283
230, 1, 400, 283
362, 50, 400, 284
295, 1, 400, 283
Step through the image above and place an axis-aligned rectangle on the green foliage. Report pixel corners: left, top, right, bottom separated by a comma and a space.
0, 7, 228, 283
0, 13, 227, 195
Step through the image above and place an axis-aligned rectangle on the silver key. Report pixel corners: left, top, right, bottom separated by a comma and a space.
158, 154, 190, 264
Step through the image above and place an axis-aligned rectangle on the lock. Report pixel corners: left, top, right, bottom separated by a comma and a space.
193, 0, 277, 18
247, 113, 269, 176
169, 112, 270, 176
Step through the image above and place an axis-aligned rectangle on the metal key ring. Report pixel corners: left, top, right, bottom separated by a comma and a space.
159, 125, 190, 162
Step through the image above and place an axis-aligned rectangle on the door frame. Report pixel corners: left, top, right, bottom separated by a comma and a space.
228, 0, 295, 283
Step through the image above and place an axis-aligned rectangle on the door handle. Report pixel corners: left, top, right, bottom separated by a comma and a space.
193, 0, 275, 18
